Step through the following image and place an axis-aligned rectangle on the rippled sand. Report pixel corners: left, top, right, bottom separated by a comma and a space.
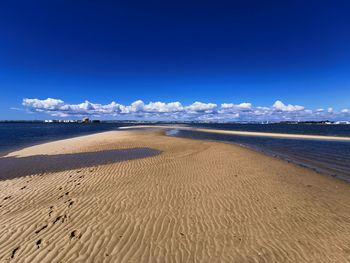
1, 130, 350, 262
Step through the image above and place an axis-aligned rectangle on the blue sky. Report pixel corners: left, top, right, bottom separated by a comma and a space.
1, 0, 350, 121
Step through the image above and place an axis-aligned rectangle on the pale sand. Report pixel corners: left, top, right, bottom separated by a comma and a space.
120, 125, 350, 141
1, 130, 350, 263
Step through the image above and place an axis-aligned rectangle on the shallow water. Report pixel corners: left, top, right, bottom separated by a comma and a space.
0, 148, 161, 180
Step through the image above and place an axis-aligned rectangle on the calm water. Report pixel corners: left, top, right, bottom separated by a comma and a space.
0, 123, 134, 154
188, 123, 350, 136
1, 123, 350, 182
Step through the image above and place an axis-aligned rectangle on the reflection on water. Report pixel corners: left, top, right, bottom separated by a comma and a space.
168, 129, 350, 182
165, 129, 181, 136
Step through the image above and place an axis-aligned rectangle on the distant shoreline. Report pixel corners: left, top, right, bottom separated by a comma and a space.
0, 120, 349, 125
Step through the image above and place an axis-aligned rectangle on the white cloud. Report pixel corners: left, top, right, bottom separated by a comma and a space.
21, 98, 349, 121
23, 98, 64, 110
185, 102, 217, 112
272, 100, 304, 112
143, 101, 183, 113
23, 99, 124, 116
122, 100, 144, 113
221, 102, 252, 110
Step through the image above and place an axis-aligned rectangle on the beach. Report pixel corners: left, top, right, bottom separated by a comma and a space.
1, 130, 350, 262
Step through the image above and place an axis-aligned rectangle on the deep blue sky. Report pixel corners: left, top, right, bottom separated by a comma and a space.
1, 0, 350, 119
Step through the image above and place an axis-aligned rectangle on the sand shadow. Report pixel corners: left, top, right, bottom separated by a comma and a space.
0, 148, 161, 180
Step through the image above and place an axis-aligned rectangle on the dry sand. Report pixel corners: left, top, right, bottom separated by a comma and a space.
1, 130, 350, 263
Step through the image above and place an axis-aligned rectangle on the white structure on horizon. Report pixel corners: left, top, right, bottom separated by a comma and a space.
335, 121, 350, 124
44, 119, 80, 123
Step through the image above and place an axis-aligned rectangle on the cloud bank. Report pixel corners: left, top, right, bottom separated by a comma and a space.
22, 98, 349, 122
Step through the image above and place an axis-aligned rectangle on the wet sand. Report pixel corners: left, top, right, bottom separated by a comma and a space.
1, 130, 350, 262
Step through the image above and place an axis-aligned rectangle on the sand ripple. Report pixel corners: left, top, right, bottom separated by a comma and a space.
0, 131, 350, 262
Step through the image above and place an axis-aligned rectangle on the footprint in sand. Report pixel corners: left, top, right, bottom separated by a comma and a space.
53, 215, 67, 225
70, 230, 77, 239
64, 199, 74, 208
70, 230, 82, 240
48, 206, 54, 217
35, 225, 48, 234
11, 246, 20, 259
36, 239, 42, 249
58, 192, 69, 200
53, 216, 62, 224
